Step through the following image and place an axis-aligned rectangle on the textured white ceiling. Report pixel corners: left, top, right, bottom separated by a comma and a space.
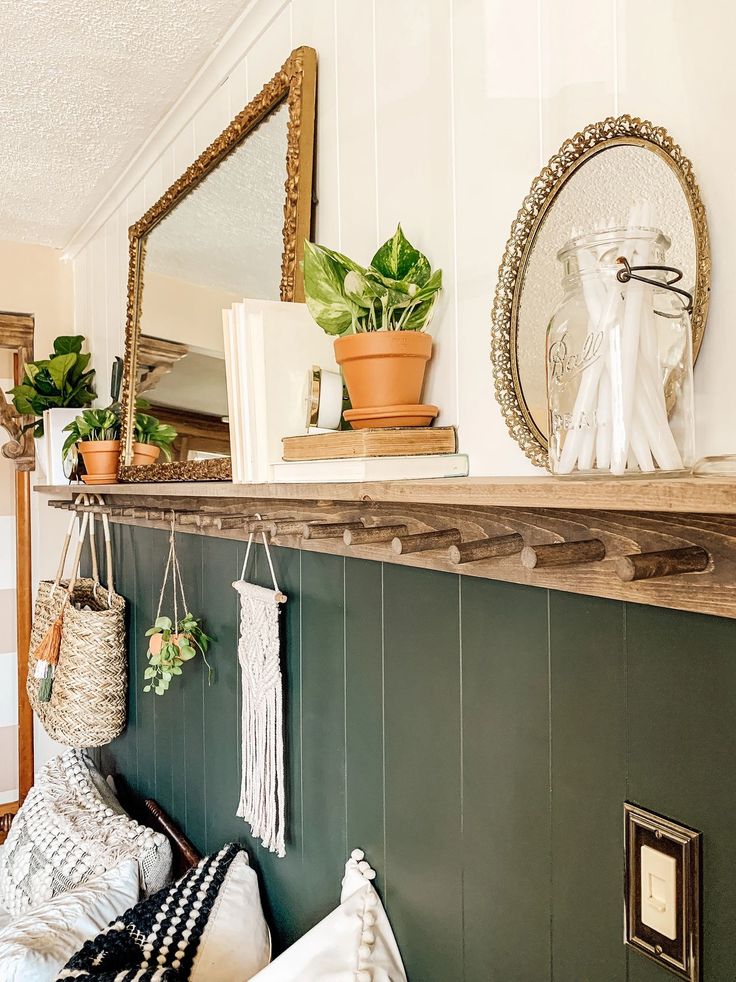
0, 0, 248, 247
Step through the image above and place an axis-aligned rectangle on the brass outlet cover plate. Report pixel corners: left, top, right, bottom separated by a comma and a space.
624, 802, 701, 980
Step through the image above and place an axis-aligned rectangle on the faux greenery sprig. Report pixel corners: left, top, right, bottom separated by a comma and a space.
143, 613, 215, 695
303, 224, 442, 335
9, 335, 96, 437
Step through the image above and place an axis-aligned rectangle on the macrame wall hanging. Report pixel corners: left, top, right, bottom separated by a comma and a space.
233, 525, 287, 858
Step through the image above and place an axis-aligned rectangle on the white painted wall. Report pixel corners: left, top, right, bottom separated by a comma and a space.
68, 0, 735, 474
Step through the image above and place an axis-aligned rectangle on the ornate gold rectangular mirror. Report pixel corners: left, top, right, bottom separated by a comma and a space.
119, 46, 317, 483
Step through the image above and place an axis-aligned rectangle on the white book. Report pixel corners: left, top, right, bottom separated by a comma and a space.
222, 308, 242, 481
225, 299, 338, 484
271, 453, 469, 484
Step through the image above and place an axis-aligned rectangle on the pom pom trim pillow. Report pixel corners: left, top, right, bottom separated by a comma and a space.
0, 749, 171, 915
251, 849, 407, 982
58, 843, 270, 982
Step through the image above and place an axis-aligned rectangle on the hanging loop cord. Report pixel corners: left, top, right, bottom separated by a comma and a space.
240, 515, 285, 601
156, 512, 188, 624
153, 512, 212, 679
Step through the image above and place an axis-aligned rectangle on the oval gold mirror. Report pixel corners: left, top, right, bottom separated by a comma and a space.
491, 115, 710, 468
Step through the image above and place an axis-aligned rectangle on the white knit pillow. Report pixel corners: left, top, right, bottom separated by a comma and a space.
0, 858, 139, 981
0, 750, 171, 915
251, 850, 407, 982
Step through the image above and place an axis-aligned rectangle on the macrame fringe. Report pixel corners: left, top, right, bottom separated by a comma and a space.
234, 577, 286, 859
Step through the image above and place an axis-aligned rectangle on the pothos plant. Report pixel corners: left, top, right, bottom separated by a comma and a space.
143, 613, 214, 695
303, 224, 443, 335
144, 519, 214, 696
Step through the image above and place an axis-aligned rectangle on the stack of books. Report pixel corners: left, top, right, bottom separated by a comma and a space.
274, 426, 468, 483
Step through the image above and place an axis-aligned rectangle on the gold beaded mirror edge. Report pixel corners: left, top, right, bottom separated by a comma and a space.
490, 114, 711, 469
119, 46, 317, 484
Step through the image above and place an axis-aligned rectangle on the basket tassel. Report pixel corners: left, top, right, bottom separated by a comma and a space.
33, 612, 64, 702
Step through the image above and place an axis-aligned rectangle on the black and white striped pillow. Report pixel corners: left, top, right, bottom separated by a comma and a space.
57, 843, 270, 982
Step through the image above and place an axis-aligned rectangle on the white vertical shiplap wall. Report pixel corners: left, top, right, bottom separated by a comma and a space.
69, 0, 734, 474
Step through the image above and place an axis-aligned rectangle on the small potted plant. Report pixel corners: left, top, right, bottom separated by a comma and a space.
62, 405, 121, 484
8, 335, 96, 480
144, 613, 214, 695
303, 225, 442, 427
63, 401, 178, 481
133, 408, 177, 466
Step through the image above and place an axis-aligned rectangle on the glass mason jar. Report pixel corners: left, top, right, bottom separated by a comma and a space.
546, 227, 695, 476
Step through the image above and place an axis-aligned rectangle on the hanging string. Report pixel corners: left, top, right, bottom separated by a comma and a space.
240, 515, 283, 599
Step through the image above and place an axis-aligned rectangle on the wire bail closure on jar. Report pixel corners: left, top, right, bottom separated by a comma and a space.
616, 257, 693, 315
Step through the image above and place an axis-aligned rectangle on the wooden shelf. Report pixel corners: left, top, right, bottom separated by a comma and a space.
34, 474, 736, 514
34, 476, 736, 620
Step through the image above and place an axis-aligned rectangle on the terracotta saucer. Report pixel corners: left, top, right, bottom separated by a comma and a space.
344, 404, 439, 429
81, 474, 117, 485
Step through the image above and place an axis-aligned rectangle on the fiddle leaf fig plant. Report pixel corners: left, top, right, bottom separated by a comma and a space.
8, 335, 96, 437
143, 613, 214, 695
303, 224, 442, 335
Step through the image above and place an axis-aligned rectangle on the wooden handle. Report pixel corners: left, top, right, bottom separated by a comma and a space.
448, 533, 524, 565
391, 528, 461, 555
344, 524, 408, 546
521, 538, 606, 570
616, 546, 710, 582
303, 521, 364, 540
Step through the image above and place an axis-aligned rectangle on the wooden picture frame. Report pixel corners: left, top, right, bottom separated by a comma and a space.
0, 312, 36, 817
119, 45, 318, 484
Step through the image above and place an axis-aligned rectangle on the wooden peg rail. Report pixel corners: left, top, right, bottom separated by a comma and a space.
37, 477, 736, 620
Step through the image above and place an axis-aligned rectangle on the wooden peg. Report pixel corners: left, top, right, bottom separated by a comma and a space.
391, 528, 461, 555
521, 538, 606, 570
448, 532, 524, 565
245, 519, 275, 533
616, 546, 710, 582
176, 512, 202, 526
212, 516, 252, 531
344, 524, 409, 546
270, 519, 309, 536
303, 521, 364, 540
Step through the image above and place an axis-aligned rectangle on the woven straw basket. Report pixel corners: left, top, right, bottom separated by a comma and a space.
27, 497, 127, 747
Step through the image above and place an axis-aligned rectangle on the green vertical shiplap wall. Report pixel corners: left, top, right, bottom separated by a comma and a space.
94, 525, 736, 981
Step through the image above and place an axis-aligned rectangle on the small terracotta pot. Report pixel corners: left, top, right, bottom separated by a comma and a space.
132, 442, 161, 467
149, 633, 187, 657
78, 440, 120, 483
334, 331, 432, 410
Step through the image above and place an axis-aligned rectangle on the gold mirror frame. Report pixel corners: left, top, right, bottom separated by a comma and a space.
491, 115, 711, 469
119, 45, 317, 483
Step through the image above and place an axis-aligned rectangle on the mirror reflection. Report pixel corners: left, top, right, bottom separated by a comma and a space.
515, 144, 697, 440
137, 101, 289, 463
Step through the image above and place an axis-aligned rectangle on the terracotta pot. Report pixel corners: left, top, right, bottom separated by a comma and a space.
78, 440, 120, 483
334, 331, 432, 410
132, 442, 161, 467
149, 633, 187, 657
